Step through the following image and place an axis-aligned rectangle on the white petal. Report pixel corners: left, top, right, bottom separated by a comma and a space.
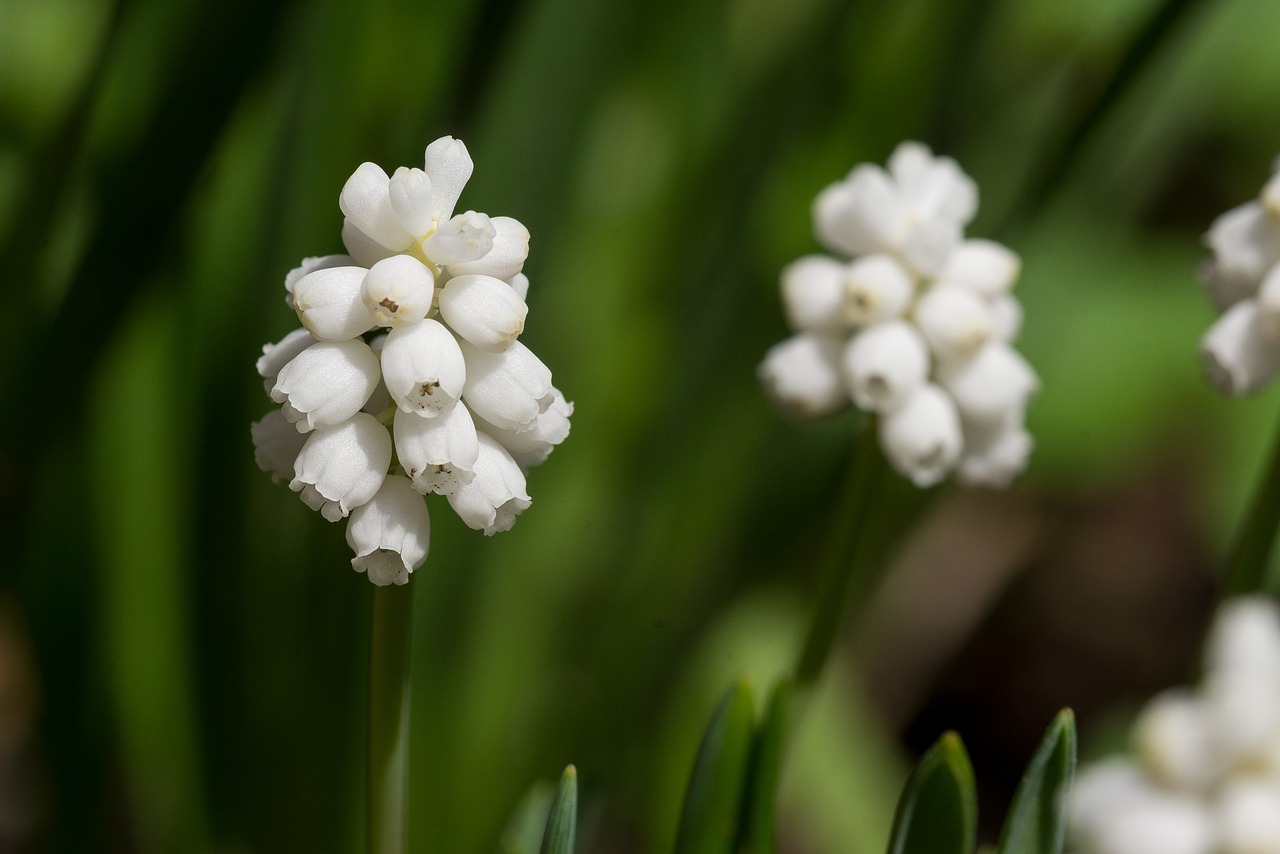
284, 254, 354, 307
841, 320, 929, 413
388, 166, 435, 237
438, 274, 528, 351
843, 254, 915, 325
936, 342, 1038, 425
290, 413, 392, 522
1090, 791, 1214, 854
1207, 202, 1280, 297
445, 216, 531, 280
380, 319, 467, 417
423, 210, 496, 267
758, 333, 848, 420
877, 383, 962, 487
424, 136, 474, 222
1201, 299, 1280, 396
342, 219, 398, 268
476, 387, 572, 469
956, 413, 1032, 488
292, 266, 379, 341
459, 339, 554, 433
1202, 669, 1280, 767
345, 475, 431, 585
362, 254, 435, 327
446, 431, 531, 535
902, 218, 962, 278
250, 409, 308, 483
779, 255, 846, 332
271, 339, 381, 432
1218, 779, 1280, 854
1205, 596, 1280, 681
915, 284, 994, 361
508, 273, 530, 301
989, 294, 1024, 343
394, 403, 479, 496
257, 328, 315, 395
1069, 760, 1152, 845
339, 162, 414, 252
937, 239, 1021, 297
813, 165, 906, 257
1134, 690, 1217, 792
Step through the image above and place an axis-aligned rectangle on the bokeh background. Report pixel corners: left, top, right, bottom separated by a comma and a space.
1, 0, 1278, 850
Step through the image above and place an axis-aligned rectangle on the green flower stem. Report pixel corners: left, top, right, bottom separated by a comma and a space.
368, 584, 414, 854
1223, 428, 1280, 596
794, 421, 886, 689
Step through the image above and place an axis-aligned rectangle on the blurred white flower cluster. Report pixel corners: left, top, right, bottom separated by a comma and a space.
1070, 597, 1280, 854
1200, 160, 1280, 396
758, 142, 1037, 487
251, 137, 571, 586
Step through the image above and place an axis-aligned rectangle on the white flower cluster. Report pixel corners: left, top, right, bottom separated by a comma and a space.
758, 142, 1038, 488
1199, 159, 1280, 396
251, 137, 571, 586
1070, 597, 1280, 854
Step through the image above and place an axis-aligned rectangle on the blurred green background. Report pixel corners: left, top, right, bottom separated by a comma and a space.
1, 0, 1278, 850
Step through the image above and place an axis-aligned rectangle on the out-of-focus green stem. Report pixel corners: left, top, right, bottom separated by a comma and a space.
368, 585, 414, 854
1223, 429, 1280, 596
794, 422, 885, 689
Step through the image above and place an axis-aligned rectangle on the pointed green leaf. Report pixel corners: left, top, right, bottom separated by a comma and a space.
885, 731, 977, 854
740, 679, 791, 854
539, 765, 578, 854
996, 709, 1077, 854
674, 680, 756, 854
497, 780, 554, 854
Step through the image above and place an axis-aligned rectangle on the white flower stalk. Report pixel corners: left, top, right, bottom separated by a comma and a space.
292, 266, 379, 341
253, 136, 570, 581
446, 432, 531, 535
1071, 597, 1280, 854
459, 339, 554, 433
290, 413, 393, 522
271, 339, 381, 432
762, 142, 1036, 487
758, 333, 847, 419
381, 319, 467, 417
394, 404, 479, 496
438, 274, 528, 351
345, 475, 431, 586
362, 254, 435, 327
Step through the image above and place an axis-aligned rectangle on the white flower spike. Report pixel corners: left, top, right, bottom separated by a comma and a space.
252, 136, 571, 582
761, 142, 1037, 488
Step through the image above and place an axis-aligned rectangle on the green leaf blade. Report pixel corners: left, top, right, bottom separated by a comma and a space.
740, 679, 792, 854
674, 680, 757, 854
539, 765, 578, 854
885, 731, 977, 854
996, 709, 1078, 854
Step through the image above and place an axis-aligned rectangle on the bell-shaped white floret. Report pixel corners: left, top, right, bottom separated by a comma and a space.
445, 216, 531, 280
381, 319, 467, 417
341, 219, 396, 268
938, 239, 1021, 297
340, 162, 415, 254
758, 333, 847, 420
1069, 760, 1152, 845
459, 339, 554, 433
1206, 203, 1280, 305
902, 218, 962, 278
271, 339, 381, 432
477, 388, 573, 469
284, 254, 354, 307
841, 320, 928, 413
779, 255, 846, 332
989, 294, 1024, 343
1202, 669, 1280, 768
345, 475, 431, 586
446, 431, 531, 535
256, 328, 315, 395
438, 274, 528, 351
250, 409, 308, 483
424, 136, 474, 223
1089, 789, 1214, 854
362, 255, 435, 327
887, 141, 977, 226
1134, 691, 1217, 793
813, 164, 905, 258
956, 414, 1032, 488
388, 166, 435, 238
1205, 597, 1280, 682
394, 404, 479, 496
1218, 779, 1280, 854
936, 341, 1038, 424
292, 266, 379, 341
915, 285, 993, 361
1201, 299, 1280, 396
290, 413, 392, 522
843, 254, 914, 325
423, 211, 496, 267
877, 383, 962, 487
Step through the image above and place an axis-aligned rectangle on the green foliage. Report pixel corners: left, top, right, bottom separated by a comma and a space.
996, 710, 1078, 854
675, 680, 757, 854
539, 766, 578, 854
885, 732, 977, 854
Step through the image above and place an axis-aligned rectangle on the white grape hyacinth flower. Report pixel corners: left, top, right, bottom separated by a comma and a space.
759, 141, 1037, 488
1068, 596, 1280, 854
1199, 156, 1280, 396
251, 136, 571, 584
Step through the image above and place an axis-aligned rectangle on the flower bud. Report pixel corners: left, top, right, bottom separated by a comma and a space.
1134, 691, 1215, 792
956, 414, 1031, 487
284, 254, 353, 307
902, 218, 961, 277
843, 254, 914, 325
424, 136, 474, 223
1205, 597, 1280, 682
381, 319, 467, 417
445, 216, 531, 280
1200, 299, 1280, 396
887, 141, 976, 225
290, 413, 392, 522
937, 239, 1020, 297
423, 211, 496, 267
250, 409, 308, 483
758, 333, 847, 419
914, 284, 993, 361
292, 266, 379, 341
394, 404, 479, 496
1218, 779, 1280, 854
779, 255, 846, 332
438, 274, 528, 351
877, 383, 962, 487
446, 432, 531, 535
935, 341, 1038, 424
459, 340, 554, 433
271, 339, 381, 432
841, 321, 928, 413
1207, 203, 1280, 293
256, 327, 315, 395
362, 255, 435, 327
340, 162, 414, 253
813, 165, 904, 258
388, 166, 435, 237
345, 475, 431, 586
